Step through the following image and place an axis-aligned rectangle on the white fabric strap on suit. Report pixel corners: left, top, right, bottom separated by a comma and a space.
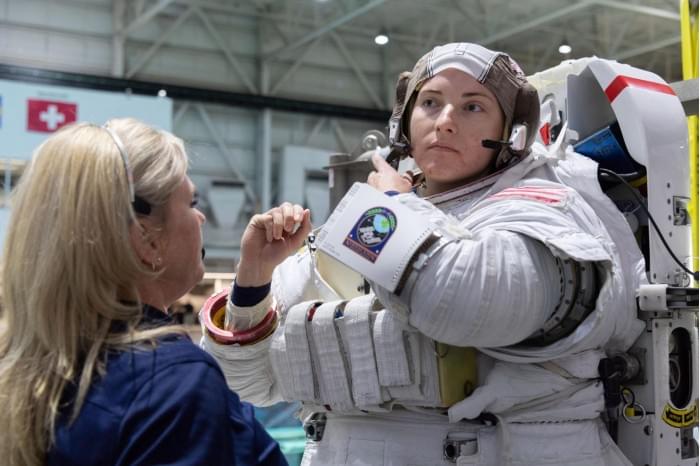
270, 293, 441, 411
346, 300, 439, 408
270, 300, 318, 401
383, 331, 424, 402
340, 294, 386, 407
309, 301, 354, 411
373, 310, 412, 386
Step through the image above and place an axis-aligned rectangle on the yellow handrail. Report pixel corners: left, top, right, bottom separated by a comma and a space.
680, 0, 698, 279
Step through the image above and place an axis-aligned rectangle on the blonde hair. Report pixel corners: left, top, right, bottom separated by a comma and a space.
0, 118, 189, 466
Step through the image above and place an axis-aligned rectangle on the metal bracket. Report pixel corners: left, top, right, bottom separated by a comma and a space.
303, 413, 326, 442
637, 284, 699, 313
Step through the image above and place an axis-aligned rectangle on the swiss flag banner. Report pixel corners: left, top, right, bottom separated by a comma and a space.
27, 99, 77, 133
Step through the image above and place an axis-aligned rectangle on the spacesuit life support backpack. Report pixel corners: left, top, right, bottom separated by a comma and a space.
529, 57, 698, 466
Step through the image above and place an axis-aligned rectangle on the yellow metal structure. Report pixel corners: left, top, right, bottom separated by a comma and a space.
680, 0, 698, 278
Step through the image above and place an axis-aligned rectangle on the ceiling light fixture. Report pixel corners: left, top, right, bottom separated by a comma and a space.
374, 33, 389, 46
558, 43, 572, 55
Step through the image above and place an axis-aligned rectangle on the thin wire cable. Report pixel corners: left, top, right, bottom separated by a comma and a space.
598, 168, 699, 281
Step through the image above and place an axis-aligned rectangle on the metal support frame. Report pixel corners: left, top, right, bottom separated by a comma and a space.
194, 103, 258, 205
263, 0, 386, 61
133, 0, 146, 17
122, 0, 177, 36
536, 37, 560, 70
270, 21, 291, 44
194, 6, 258, 94
258, 20, 273, 213
1, 0, 685, 94
451, 0, 485, 36
0, 63, 390, 122
614, 35, 682, 60
475, 1, 678, 50
111, 0, 126, 78
330, 32, 384, 109
305, 117, 328, 146
595, 0, 681, 20
260, 109, 272, 212
607, 16, 633, 56
173, 101, 191, 126
479, 1, 597, 46
424, 18, 445, 51
381, 44, 391, 109
270, 38, 322, 96
331, 118, 351, 152
126, 6, 195, 79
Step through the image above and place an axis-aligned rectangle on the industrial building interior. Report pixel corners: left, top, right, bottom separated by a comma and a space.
0, 0, 697, 464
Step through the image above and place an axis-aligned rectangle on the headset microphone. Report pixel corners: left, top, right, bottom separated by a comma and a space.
481, 139, 512, 150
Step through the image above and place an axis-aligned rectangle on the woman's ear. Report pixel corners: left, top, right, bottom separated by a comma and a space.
129, 219, 161, 268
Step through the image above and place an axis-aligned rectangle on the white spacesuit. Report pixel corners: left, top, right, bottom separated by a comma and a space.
202, 43, 648, 466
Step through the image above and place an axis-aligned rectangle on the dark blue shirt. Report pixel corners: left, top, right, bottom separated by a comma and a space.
47, 306, 287, 466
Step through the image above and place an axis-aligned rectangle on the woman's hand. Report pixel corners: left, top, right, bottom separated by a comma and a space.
236, 203, 312, 287
367, 152, 413, 194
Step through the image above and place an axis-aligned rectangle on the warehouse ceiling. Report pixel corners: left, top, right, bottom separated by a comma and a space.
0, 0, 689, 111
224, 0, 683, 73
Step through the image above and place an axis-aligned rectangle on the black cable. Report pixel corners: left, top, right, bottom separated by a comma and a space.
598, 168, 699, 281
604, 171, 645, 182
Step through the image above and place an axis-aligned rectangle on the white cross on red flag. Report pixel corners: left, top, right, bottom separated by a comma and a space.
26, 98, 77, 133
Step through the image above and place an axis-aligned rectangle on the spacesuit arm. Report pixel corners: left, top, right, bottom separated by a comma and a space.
202, 248, 321, 406
377, 184, 619, 355
201, 323, 282, 406
372, 219, 561, 347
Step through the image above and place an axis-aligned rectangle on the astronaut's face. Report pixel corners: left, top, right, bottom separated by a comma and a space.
409, 68, 505, 195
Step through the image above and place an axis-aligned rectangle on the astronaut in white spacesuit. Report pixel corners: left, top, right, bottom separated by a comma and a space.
202, 43, 647, 466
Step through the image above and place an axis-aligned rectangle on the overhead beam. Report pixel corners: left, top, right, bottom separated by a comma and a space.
330, 32, 385, 109
270, 21, 291, 44
305, 117, 328, 145
149, 0, 442, 50
133, 0, 146, 16
424, 18, 445, 51
123, 0, 177, 36
594, 1, 680, 21
0, 63, 390, 122
331, 119, 351, 153
479, 1, 596, 46
259, 109, 272, 211
613, 35, 681, 60
608, 16, 633, 56
173, 102, 191, 126
536, 36, 559, 70
263, 0, 385, 61
193, 6, 258, 94
111, 0, 126, 77
195, 104, 258, 205
451, 0, 485, 37
270, 37, 321, 96
478, 0, 679, 48
126, 6, 194, 79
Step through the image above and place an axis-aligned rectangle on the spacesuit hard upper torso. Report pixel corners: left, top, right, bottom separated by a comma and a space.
203, 144, 646, 466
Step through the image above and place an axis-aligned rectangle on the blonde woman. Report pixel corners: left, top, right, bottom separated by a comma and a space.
0, 119, 287, 466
